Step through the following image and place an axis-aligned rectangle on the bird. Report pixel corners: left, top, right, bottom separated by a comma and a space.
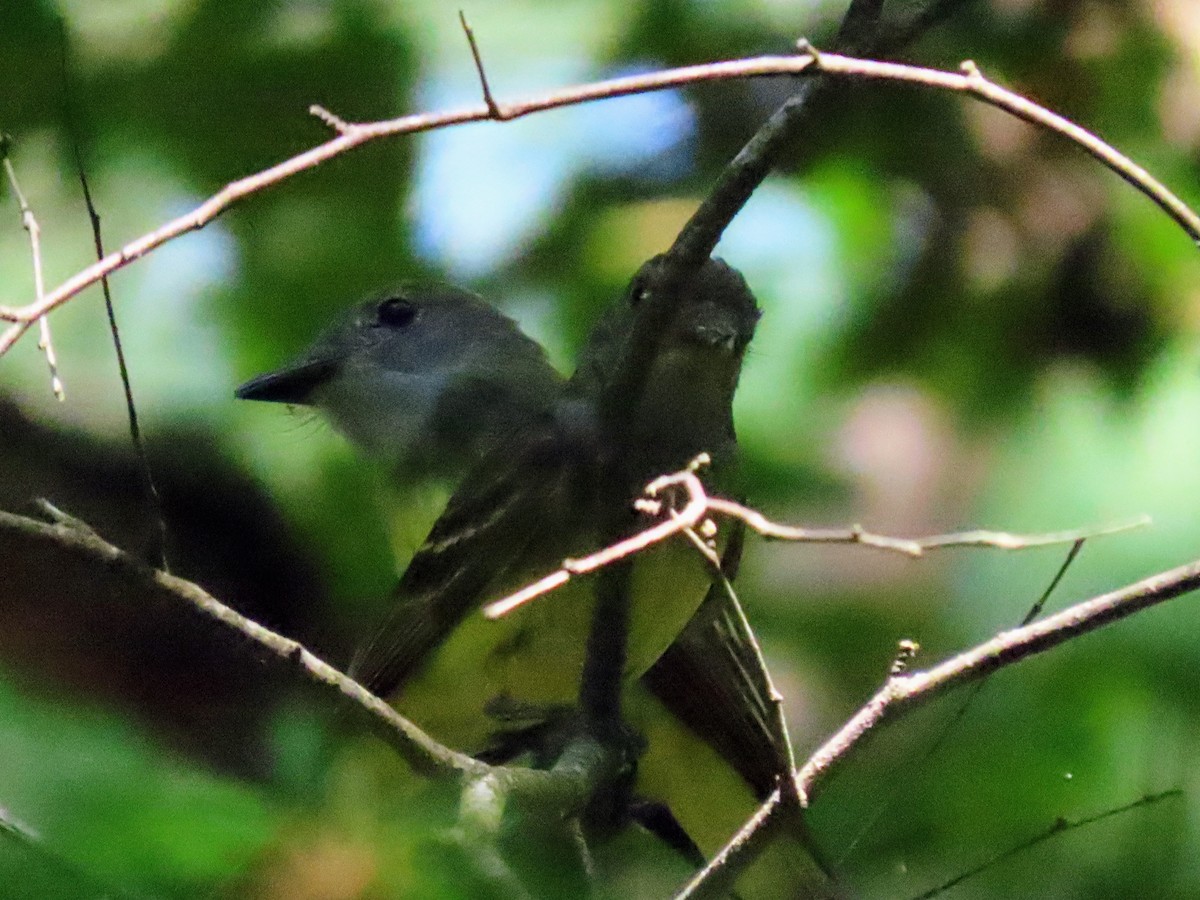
344, 257, 758, 752
237, 262, 838, 897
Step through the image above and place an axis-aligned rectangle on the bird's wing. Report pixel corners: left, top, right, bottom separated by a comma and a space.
639, 523, 843, 898
639, 520, 788, 800
349, 420, 585, 700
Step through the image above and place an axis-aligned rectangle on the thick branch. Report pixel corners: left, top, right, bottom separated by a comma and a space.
0, 507, 478, 779
667, 0, 887, 273
0, 505, 627, 830
796, 556, 1200, 798
679, 556, 1200, 896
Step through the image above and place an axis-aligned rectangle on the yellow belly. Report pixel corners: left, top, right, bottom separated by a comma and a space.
392, 531, 720, 753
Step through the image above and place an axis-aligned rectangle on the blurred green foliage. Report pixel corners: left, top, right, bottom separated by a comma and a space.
2, 0, 1200, 896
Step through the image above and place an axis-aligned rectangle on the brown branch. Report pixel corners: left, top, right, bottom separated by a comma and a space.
796, 556, 1200, 800
484, 457, 1146, 617
2, 505, 481, 780
666, 0, 887, 276
675, 787, 787, 899
484, 458, 714, 618
308, 104, 353, 135
0, 501, 642, 882
4, 47, 1196, 355
0, 55, 817, 355
0, 502, 636, 834
678, 557, 1200, 897
829, 54, 1200, 244
709, 497, 1148, 555
459, 10, 502, 119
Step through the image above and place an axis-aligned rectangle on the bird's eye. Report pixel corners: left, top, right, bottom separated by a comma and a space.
377, 297, 418, 328
628, 275, 649, 308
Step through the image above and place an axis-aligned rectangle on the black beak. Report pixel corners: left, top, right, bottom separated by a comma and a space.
235, 358, 338, 404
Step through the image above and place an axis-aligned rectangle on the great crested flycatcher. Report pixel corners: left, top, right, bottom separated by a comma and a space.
238, 267, 836, 897
236, 284, 566, 563
337, 257, 757, 752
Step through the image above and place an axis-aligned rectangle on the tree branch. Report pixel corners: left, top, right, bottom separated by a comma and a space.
2, 137, 62, 398
4, 47, 1196, 355
911, 789, 1182, 899
1, 505, 479, 778
0, 505, 627, 836
483, 457, 1146, 617
796, 556, 1200, 799
4, 478, 1192, 895
679, 556, 1200, 895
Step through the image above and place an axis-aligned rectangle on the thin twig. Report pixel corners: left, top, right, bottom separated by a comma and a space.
308, 103, 353, 135
483, 464, 712, 618
2, 136, 63, 398
485, 458, 1148, 617
1021, 538, 1085, 625
4, 492, 1194, 895
675, 789, 786, 899
666, 0, 886, 277
709, 497, 1149, 555
837, 538, 1087, 866
60, 23, 169, 572
4, 47, 1196, 355
0, 508, 479, 779
459, 10, 502, 119
911, 790, 1182, 899
818, 52, 1200, 243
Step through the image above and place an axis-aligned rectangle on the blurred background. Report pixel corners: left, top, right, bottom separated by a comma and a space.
2, 0, 1199, 896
